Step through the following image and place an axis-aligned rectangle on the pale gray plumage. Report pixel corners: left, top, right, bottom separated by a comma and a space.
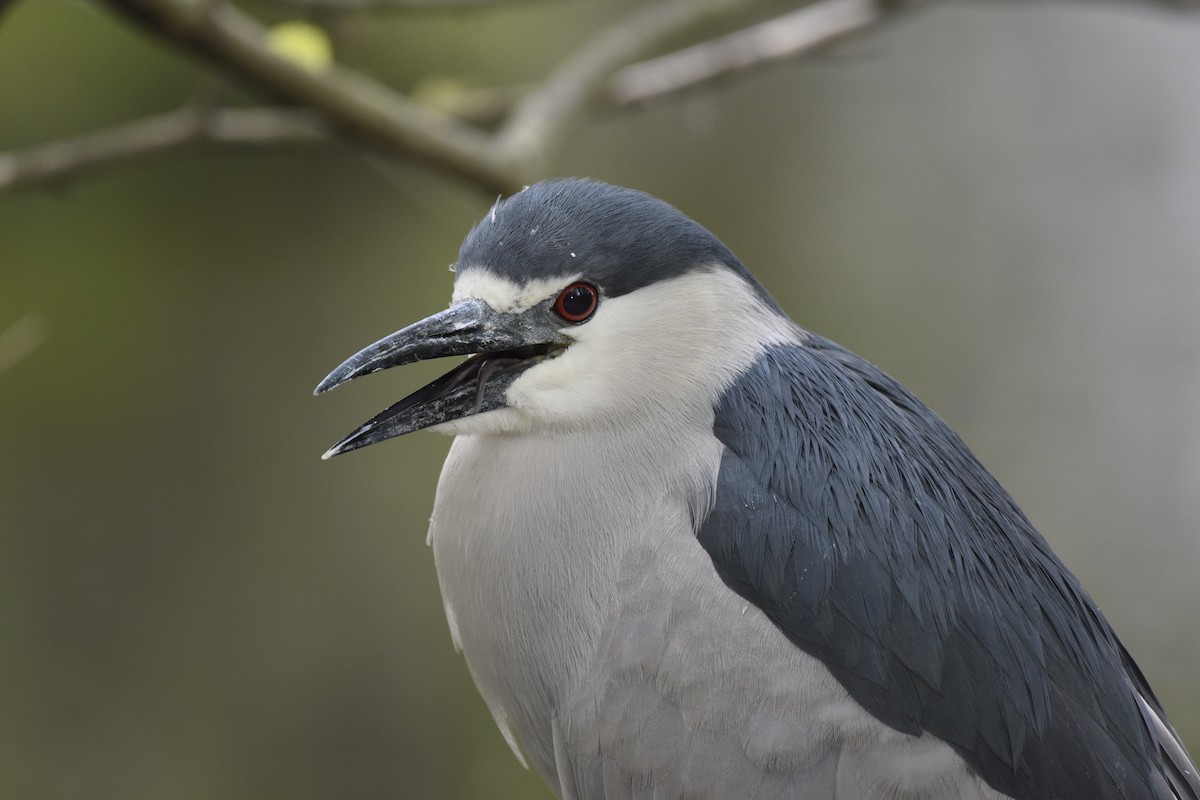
317, 178, 1199, 800
429, 426, 1006, 800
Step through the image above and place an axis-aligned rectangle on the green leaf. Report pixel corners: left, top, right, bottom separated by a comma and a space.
266, 21, 333, 74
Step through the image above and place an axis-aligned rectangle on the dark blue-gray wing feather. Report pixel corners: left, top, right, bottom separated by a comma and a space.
696, 337, 1199, 800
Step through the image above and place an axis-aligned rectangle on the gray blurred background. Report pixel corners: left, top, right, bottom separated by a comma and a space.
2, 1, 1199, 798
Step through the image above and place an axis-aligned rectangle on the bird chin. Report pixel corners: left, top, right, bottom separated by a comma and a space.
427, 407, 530, 437
322, 344, 565, 457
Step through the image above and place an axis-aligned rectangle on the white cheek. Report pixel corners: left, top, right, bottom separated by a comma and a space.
504, 268, 799, 431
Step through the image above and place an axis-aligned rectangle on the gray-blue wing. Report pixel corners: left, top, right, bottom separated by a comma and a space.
694, 337, 1198, 800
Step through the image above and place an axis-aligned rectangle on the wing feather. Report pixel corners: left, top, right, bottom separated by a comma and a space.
696, 337, 1198, 800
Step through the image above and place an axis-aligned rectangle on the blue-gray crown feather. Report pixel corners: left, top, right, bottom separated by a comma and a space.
697, 336, 1198, 800
456, 179, 779, 308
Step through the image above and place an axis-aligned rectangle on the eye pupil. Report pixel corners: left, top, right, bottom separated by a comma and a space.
555, 282, 598, 322
561, 287, 591, 316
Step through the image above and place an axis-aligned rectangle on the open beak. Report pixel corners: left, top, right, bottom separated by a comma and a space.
315, 299, 568, 458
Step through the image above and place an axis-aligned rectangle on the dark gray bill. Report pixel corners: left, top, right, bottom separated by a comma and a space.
315, 299, 568, 458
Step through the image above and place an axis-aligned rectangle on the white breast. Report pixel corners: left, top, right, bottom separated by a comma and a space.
427, 420, 724, 781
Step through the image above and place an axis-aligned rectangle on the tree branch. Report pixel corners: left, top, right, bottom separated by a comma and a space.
104, 0, 522, 192
14, 0, 1196, 198
100, 0, 801, 192
611, 0, 879, 105
0, 107, 330, 195
495, 0, 788, 175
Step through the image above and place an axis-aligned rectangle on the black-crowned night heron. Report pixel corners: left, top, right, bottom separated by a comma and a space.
316, 178, 1198, 800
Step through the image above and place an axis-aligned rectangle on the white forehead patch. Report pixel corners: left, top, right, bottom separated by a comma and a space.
451, 268, 581, 314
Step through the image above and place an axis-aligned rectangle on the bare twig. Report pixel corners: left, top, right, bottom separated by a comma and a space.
0, 107, 330, 195
0, 314, 47, 380
0, 0, 927, 195
612, 0, 879, 105
418, 0, 880, 136
99, 0, 795, 191
495, 0, 786, 175
104, 0, 521, 192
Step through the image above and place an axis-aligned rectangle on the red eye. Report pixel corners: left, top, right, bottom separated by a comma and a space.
554, 282, 599, 323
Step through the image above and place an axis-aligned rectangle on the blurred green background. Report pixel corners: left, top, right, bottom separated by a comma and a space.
2, 1, 1199, 798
